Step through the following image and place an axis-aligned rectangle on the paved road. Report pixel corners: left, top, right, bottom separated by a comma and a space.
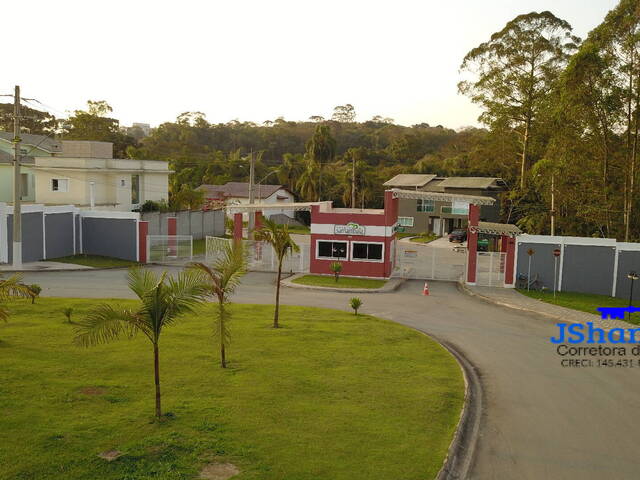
19, 269, 640, 479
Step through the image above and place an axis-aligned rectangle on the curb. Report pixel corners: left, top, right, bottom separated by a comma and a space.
0, 265, 136, 273
280, 274, 405, 293
433, 336, 482, 480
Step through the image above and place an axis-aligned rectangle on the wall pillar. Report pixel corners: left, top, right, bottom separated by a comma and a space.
466, 203, 480, 285
233, 213, 243, 242
500, 234, 508, 252
138, 220, 149, 263
254, 211, 263, 232
504, 235, 516, 287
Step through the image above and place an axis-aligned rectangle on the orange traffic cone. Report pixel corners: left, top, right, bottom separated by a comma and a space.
423, 282, 429, 296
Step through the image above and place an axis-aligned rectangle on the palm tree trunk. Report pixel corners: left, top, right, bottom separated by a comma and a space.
274, 262, 282, 328
153, 343, 161, 418
219, 302, 227, 368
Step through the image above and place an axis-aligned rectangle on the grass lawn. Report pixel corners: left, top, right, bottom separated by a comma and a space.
292, 274, 387, 289
0, 300, 463, 480
410, 234, 439, 244
49, 254, 139, 268
517, 289, 640, 325
283, 225, 310, 235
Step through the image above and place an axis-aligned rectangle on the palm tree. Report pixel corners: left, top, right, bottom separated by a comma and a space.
296, 156, 320, 201
188, 242, 247, 368
73, 268, 208, 418
0, 273, 32, 323
254, 218, 299, 328
305, 124, 336, 200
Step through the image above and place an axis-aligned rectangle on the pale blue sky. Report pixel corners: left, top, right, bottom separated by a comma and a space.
8, 0, 619, 129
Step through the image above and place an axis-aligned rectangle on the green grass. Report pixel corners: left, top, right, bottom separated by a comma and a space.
410, 234, 439, 244
0, 300, 463, 480
50, 255, 139, 268
283, 225, 310, 235
292, 275, 387, 289
517, 289, 640, 325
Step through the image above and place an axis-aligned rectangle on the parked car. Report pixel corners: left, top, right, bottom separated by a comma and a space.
448, 229, 467, 243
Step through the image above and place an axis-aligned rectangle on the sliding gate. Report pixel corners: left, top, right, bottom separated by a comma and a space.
394, 241, 467, 281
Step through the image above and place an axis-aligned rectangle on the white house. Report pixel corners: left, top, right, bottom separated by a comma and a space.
197, 182, 295, 220
0, 133, 170, 211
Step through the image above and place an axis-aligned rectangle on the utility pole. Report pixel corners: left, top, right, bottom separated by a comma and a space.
248, 150, 255, 236
550, 172, 555, 236
12, 85, 22, 268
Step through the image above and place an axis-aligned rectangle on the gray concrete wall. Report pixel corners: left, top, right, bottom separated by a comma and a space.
516, 242, 561, 290
75, 214, 81, 254
44, 212, 74, 259
6, 212, 44, 263
561, 245, 615, 296
82, 217, 137, 261
616, 251, 640, 300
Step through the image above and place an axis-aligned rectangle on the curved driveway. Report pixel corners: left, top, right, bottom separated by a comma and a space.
19, 269, 640, 479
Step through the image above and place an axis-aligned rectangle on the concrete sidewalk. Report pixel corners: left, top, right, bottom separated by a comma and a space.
0, 261, 93, 272
459, 282, 637, 331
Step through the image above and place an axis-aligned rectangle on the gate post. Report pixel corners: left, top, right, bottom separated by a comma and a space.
167, 216, 177, 257
466, 203, 480, 285
138, 220, 149, 263
233, 213, 243, 242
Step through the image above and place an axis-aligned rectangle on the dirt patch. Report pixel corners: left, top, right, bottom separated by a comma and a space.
199, 462, 240, 480
79, 387, 106, 396
98, 450, 122, 462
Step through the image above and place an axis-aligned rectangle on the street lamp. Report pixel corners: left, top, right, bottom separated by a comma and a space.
628, 271, 639, 322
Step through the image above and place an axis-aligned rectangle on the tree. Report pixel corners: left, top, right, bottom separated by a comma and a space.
254, 218, 299, 328
329, 262, 343, 282
189, 242, 247, 368
74, 268, 208, 418
309, 115, 325, 123
331, 104, 356, 123
459, 12, 579, 189
296, 156, 321, 201
170, 184, 204, 210
305, 125, 336, 200
28, 284, 42, 304
0, 274, 32, 324
64, 100, 137, 158
350, 297, 362, 315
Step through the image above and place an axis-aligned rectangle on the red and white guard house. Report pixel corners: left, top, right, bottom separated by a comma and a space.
309, 190, 399, 278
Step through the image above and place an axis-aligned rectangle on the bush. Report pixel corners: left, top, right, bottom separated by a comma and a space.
63, 307, 73, 323
329, 262, 343, 282
350, 297, 362, 315
28, 284, 42, 304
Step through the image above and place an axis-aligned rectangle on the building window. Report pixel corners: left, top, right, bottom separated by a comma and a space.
120, 179, 126, 187
441, 201, 469, 215
351, 242, 384, 262
317, 240, 348, 260
398, 216, 414, 227
51, 178, 69, 192
20, 173, 29, 198
131, 174, 140, 205
417, 199, 434, 212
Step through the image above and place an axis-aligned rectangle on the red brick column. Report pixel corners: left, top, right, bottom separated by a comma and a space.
254, 211, 263, 232
500, 234, 508, 252
233, 213, 243, 242
466, 204, 480, 284
138, 221, 148, 263
504, 236, 516, 287
167, 217, 177, 257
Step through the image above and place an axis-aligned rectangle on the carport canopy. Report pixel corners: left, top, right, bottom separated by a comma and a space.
226, 201, 330, 213
390, 188, 495, 206
473, 221, 522, 237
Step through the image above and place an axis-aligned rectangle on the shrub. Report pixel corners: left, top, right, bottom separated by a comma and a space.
28, 284, 42, 304
350, 297, 362, 315
63, 307, 73, 323
329, 262, 343, 282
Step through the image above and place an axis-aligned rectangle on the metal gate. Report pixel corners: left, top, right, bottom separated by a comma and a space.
475, 251, 506, 286
394, 241, 467, 281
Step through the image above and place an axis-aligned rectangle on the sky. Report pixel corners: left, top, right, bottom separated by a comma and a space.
7, 0, 619, 129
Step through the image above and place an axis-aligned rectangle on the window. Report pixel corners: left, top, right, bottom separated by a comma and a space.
351, 242, 384, 262
317, 240, 347, 259
131, 174, 140, 205
441, 201, 469, 215
417, 199, 434, 212
398, 216, 414, 227
51, 178, 69, 192
120, 179, 126, 187
20, 173, 29, 198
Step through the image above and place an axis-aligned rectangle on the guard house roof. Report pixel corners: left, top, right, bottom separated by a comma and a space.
391, 188, 495, 206
383, 174, 437, 188
438, 177, 506, 189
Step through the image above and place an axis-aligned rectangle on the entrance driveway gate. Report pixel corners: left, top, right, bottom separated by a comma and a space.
393, 240, 467, 281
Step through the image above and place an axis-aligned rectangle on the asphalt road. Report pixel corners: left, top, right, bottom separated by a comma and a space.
18, 269, 640, 479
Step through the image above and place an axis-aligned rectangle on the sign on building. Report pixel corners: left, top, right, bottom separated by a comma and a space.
334, 222, 366, 235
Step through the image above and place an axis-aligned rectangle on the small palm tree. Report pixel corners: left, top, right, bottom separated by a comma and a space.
63, 307, 73, 323
73, 268, 208, 418
0, 274, 32, 323
28, 284, 42, 304
189, 242, 247, 368
330, 262, 343, 282
350, 297, 362, 315
254, 217, 300, 328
